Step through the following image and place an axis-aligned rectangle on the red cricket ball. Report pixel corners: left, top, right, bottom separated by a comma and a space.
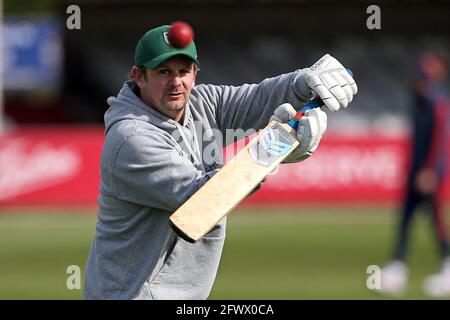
168, 21, 194, 48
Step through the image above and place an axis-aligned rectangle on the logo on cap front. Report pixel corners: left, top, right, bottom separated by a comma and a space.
163, 32, 170, 45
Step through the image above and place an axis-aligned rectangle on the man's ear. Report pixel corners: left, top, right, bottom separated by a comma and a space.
131, 66, 146, 88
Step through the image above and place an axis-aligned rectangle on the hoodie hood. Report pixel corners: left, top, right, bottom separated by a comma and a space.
104, 80, 192, 135
105, 81, 202, 166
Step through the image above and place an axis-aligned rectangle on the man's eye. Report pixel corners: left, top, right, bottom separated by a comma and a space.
159, 69, 170, 75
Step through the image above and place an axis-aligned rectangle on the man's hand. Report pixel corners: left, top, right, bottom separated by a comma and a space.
270, 103, 327, 163
415, 168, 439, 195
301, 54, 358, 112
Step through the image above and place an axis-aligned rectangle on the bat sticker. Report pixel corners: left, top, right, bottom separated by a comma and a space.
248, 123, 296, 167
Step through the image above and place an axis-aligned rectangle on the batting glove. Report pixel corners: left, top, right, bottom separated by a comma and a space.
270, 103, 327, 163
300, 54, 358, 112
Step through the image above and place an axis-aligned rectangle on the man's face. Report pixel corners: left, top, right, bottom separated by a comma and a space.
134, 56, 197, 122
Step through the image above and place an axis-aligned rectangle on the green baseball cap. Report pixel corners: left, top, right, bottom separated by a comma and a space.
134, 25, 199, 69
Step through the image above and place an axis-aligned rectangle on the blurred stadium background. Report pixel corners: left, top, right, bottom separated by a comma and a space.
0, 0, 449, 299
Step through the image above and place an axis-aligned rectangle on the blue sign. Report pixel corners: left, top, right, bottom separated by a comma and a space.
3, 17, 63, 91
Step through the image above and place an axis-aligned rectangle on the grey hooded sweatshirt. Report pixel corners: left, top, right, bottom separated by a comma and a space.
84, 69, 310, 300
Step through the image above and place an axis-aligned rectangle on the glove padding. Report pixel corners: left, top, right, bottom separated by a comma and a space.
270, 103, 327, 163
303, 54, 358, 112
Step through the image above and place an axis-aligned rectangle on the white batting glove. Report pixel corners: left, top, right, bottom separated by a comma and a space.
270, 103, 327, 163
302, 54, 358, 112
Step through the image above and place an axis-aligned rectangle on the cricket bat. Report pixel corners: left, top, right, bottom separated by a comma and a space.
169, 97, 326, 243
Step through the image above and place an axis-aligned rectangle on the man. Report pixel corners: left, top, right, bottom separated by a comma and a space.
379, 53, 450, 297
84, 24, 357, 299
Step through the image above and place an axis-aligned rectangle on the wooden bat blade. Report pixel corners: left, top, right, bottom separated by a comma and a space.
169, 121, 299, 242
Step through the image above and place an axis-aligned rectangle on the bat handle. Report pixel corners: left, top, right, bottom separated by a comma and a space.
287, 68, 353, 131
287, 98, 323, 130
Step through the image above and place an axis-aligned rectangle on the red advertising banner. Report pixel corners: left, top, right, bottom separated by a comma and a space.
243, 133, 411, 205
0, 126, 449, 207
0, 126, 104, 206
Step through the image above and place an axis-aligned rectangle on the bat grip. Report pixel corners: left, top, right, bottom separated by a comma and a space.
287, 97, 324, 130
287, 68, 353, 131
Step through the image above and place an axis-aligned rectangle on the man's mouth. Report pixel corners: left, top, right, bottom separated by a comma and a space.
166, 92, 184, 102
167, 92, 183, 98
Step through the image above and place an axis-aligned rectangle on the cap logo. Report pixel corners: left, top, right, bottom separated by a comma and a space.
163, 32, 170, 45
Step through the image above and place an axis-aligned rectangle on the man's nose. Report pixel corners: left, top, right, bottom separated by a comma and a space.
169, 74, 182, 86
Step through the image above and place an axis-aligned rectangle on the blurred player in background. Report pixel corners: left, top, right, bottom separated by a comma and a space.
379, 53, 450, 297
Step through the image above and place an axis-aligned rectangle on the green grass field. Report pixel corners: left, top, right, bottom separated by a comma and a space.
0, 206, 448, 299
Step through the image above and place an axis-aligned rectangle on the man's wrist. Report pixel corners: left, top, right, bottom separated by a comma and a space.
292, 68, 313, 103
